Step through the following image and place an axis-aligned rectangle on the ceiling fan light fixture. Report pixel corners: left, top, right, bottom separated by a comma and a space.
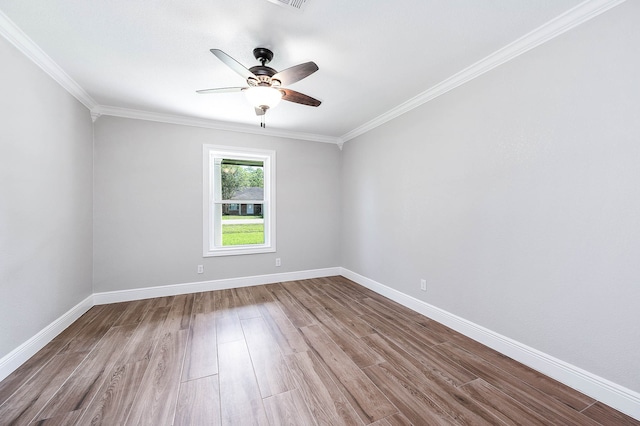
245, 86, 283, 110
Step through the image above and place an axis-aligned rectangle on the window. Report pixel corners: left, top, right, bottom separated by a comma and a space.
203, 145, 276, 256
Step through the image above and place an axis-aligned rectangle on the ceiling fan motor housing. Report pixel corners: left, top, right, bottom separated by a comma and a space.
249, 65, 277, 78
249, 48, 279, 86
248, 70, 278, 87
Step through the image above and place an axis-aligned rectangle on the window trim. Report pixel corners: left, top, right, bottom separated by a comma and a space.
203, 145, 276, 257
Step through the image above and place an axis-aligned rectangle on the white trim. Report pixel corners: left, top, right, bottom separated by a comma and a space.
2, 266, 639, 419
0, 11, 333, 144
340, 267, 640, 420
0, 268, 339, 382
0, 294, 93, 382
340, 0, 628, 143
93, 267, 341, 305
91, 105, 341, 145
3, 0, 624, 146
0, 10, 97, 110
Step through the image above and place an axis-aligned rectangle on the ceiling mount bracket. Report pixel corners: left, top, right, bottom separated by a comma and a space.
253, 47, 274, 66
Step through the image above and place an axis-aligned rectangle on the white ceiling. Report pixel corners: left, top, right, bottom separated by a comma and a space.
0, 0, 615, 143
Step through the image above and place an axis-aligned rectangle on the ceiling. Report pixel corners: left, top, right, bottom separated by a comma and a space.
0, 0, 614, 144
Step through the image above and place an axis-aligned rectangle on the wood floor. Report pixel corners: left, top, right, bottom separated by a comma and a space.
0, 276, 637, 425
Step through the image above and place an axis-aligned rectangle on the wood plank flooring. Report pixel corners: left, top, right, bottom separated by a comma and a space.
1, 276, 638, 425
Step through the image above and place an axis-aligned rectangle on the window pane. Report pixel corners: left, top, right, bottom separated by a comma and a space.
221, 203, 264, 246
221, 163, 264, 201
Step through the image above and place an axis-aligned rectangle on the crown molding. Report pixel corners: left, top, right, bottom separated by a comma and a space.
0, 9, 333, 144
0, 10, 97, 110
91, 105, 341, 145
3, 0, 625, 145
340, 0, 628, 144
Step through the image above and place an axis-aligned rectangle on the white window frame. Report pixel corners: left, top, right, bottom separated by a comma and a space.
203, 145, 276, 257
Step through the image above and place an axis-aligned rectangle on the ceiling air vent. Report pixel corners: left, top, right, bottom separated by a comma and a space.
266, 0, 309, 12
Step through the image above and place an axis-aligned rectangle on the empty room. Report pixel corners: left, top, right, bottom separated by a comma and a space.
1, 0, 639, 424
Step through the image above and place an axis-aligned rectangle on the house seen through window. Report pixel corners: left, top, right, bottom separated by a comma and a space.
203, 145, 275, 256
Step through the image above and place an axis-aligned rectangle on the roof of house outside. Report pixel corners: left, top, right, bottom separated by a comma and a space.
232, 187, 264, 201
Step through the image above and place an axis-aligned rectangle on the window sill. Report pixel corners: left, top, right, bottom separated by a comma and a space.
203, 245, 276, 257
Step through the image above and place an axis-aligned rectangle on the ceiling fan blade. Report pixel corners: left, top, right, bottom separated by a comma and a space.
255, 107, 266, 116
196, 87, 246, 94
281, 89, 321, 107
210, 49, 257, 81
272, 62, 318, 86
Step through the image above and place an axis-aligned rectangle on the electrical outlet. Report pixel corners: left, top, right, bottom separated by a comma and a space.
420, 279, 427, 291
197, 265, 204, 274
275, 258, 281, 267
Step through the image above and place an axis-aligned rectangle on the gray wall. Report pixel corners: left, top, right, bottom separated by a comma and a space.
0, 36, 93, 358
93, 116, 342, 292
3, 0, 638, 399
341, 1, 640, 392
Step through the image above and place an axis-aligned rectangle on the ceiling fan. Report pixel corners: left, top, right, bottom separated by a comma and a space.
197, 47, 321, 127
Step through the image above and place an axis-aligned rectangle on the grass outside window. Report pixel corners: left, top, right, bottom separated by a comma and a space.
222, 223, 265, 245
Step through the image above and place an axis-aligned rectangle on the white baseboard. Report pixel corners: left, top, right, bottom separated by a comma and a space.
93, 267, 342, 305
1, 268, 340, 382
4, 267, 638, 420
340, 267, 640, 420
0, 294, 94, 382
